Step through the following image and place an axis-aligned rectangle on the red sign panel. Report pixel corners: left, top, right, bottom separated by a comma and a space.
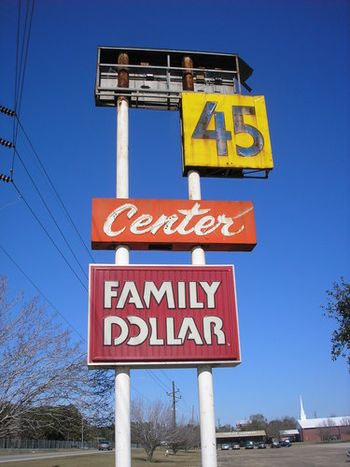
88, 265, 240, 368
91, 198, 256, 251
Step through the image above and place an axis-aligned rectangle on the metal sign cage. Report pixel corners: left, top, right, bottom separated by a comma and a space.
95, 47, 253, 110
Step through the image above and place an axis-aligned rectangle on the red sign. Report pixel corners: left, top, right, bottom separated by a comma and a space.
88, 265, 240, 368
91, 198, 256, 251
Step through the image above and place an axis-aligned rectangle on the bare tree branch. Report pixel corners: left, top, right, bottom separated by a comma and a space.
131, 399, 173, 461
0, 276, 113, 438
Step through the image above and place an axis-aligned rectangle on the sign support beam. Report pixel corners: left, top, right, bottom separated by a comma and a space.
115, 96, 131, 467
197, 366, 217, 467
91, 46, 263, 467
188, 170, 217, 467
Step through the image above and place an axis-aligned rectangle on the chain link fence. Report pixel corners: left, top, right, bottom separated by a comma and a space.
0, 438, 96, 450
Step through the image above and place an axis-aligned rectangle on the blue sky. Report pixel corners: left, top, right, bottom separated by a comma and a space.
0, 0, 349, 426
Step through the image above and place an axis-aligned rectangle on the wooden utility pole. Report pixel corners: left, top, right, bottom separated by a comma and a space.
167, 381, 181, 428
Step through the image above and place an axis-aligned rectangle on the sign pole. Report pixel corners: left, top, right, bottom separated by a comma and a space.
115, 96, 131, 467
91, 46, 268, 467
188, 170, 217, 467
197, 366, 217, 467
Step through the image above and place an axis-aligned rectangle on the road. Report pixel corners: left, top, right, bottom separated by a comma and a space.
0, 449, 104, 464
0, 443, 348, 466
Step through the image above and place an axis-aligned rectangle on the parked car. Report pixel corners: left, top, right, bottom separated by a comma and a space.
98, 440, 112, 450
245, 441, 254, 449
232, 443, 241, 450
221, 443, 230, 450
257, 442, 266, 449
280, 439, 292, 447
346, 447, 350, 458
270, 440, 281, 448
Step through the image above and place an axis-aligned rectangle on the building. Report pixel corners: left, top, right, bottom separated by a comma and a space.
298, 416, 350, 442
297, 396, 350, 442
216, 430, 266, 448
279, 429, 300, 442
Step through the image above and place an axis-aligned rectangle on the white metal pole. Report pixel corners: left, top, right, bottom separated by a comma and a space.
115, 367, 130, 463
197, 366, 217, 466
116, 97, 129, 199
115, 96, 131, 467
188, 170, 217, 467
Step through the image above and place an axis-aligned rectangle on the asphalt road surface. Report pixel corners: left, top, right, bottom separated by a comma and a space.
0, 443, 349, 466
0, 449, 101, 464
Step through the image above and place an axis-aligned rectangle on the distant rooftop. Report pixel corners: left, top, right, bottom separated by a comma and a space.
280, 429, 299, 435
298, 416, 350, 429
216, 430, 266, 439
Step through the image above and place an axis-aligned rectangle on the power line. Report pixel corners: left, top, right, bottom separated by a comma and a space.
15, 0, 35, 122
12, 0, 35, 175
5, 1, 94, 296
159, 369, 173, 385
1, 115, 95, 281
14, 148, 89, 280
146, 370, 171, 393
11, 181, 88, 291
1, 120, 91, 288
7, 2, 94, 266
13, 0, 35, 131
13, 0, 22, 115
0, 244, 86, 342
146, 367, 174, 389
15, 117, 95, 263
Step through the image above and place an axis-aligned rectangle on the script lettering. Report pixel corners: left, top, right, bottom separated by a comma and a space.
103, 202, 252, 239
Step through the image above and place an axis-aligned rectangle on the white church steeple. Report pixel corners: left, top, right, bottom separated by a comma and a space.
299, 395, 306, 421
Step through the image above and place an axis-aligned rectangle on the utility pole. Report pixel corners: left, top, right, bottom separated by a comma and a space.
167, 381, 181, 428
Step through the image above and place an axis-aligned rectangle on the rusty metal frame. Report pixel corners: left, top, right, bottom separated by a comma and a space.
95, 47, 253, 110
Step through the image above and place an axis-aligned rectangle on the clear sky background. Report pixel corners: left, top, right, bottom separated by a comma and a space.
0, 0, 349, 426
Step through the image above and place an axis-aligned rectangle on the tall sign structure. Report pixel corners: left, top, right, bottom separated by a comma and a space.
91, 47, 273, 467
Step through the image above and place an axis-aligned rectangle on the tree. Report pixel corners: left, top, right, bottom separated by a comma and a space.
131, 399, 172, 461
20, 405, 83, 440
217, 424, 234, 433
322, 277, 350, 368
167, 421, 200, 454
340, 417, 350, 436
239, 414, 297, 439
0, 276, 111, 439
266, 416, 297, 439
240, 414, 267, 431
179, 423, 200, 451
319, 418, 338, 442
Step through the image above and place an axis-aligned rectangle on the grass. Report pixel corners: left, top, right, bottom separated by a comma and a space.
0, 448, 201, 467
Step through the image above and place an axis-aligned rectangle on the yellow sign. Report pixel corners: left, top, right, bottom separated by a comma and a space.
181, 93, 273, 177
